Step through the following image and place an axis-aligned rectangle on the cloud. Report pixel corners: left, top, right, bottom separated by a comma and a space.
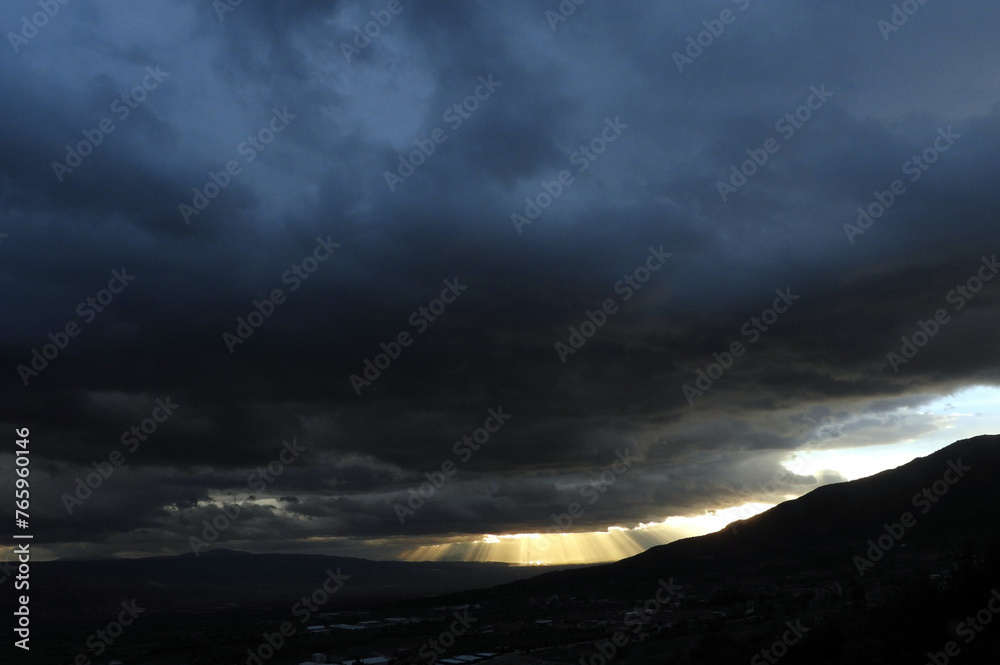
2, 0, 999, 559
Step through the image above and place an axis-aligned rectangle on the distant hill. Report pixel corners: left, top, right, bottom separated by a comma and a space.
494, 433, 1000, 597
11, 435, 1000, 625
3, 549, 579, 635
5, 434, 998, 665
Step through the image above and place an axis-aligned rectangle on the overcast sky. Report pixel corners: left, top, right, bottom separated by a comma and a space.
2, 0, 999, 563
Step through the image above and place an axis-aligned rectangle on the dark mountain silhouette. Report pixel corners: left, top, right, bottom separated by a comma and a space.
5, 434, 999, 665
492, 433, 1000, 597
11, 435, 1000, 623
12, 551, 575, 629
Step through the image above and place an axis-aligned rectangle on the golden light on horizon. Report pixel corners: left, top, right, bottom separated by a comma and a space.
399, 501, 776, 565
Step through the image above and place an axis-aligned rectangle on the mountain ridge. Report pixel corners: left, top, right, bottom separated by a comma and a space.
491, 433, 1000, 596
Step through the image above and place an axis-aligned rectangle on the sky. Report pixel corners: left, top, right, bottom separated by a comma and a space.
2, 0, 999, 564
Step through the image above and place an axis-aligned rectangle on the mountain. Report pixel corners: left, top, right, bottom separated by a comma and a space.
11, 551, 576, 628
4, 435, 998, 665
493, 433, 1000, 597
419, 434, 1000, 665
12, 435, 1000, 623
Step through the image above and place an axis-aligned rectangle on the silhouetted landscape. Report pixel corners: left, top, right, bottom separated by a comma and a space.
5, 2, 1000, 663
5, 435, 999, 664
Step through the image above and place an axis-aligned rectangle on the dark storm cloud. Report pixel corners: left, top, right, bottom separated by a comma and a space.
1, 0, 999, 557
